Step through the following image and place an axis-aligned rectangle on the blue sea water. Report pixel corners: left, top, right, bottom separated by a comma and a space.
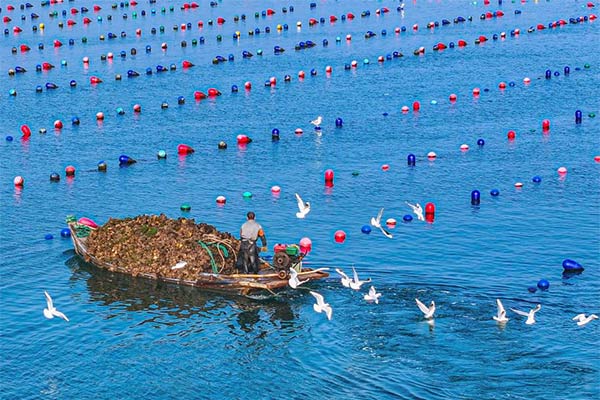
1, 1, 599, 399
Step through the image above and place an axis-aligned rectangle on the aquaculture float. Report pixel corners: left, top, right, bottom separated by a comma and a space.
67, 214, 328, 296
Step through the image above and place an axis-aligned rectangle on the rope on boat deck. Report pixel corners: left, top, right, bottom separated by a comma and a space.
198, 235, 238, 274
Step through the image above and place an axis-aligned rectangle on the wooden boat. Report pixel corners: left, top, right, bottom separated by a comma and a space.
68, 223, 329, 296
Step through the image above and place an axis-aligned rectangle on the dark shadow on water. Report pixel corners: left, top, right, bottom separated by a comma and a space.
65, 254, 298, 330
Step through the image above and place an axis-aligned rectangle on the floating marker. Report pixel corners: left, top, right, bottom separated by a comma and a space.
334, 230, 346, 243
407, 154, 416, 166
471, 190, 481, 205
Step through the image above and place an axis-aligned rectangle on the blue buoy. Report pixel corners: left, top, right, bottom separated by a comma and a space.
407, 153, 416, 166
60, 228, 71, 238
361, 225, 372, 234
532, 176, 542, 183
527, 286, 537, 293
545, 69, 552, 79
403, 214, 413, 222
50, 172, 60, 182
119, 155, 136, 165
564, 66, 570, 75
471, 190, 481, 205
45, 234, 54, 240
537, 279, 550, 291
575, 110, 582, 124
562, 258, 584, 272
231, 85, 238, 92
71, 117, 80, 125
271, 128, 280, 141
6, 136, 14, 141
335, 117, 343, 127
490, 189, 500, 197
477, 138, 485, 146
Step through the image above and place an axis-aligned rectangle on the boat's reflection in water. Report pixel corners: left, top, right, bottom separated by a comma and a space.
66, 253, 301, 336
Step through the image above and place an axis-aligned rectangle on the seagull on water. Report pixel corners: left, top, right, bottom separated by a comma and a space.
335, 267, 352, 288
572, 313, 598, 327
406, 202, 424, 221
415, 298, 435, 319
350, 266, 371, 290
364, 286, 382, 304
370, 208, 393, 238
289, 268, 309, 289
310, 116, 322, 128
510, 304, 541, 325
171, 261, 188, 270
310, 291, 332, 320
493, 299, 509, 323
295, 193, 311, 218
43, 291, 69, 322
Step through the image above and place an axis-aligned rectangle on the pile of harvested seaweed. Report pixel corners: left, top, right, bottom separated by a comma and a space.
85, 214, 241, 278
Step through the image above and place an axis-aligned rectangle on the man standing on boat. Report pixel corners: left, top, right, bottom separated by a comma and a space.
237, 211, 268, 274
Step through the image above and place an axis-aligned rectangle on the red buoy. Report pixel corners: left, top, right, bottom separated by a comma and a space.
54, 120, 63, 129
217, 17, 225, 25
90, 76, 102, 84
207, 88, 220, 97
412, 101, 421, 111
473, 87, 481, 96
20, 125, 31, 138
236, 134, 251, 144
507, 130, 516, 140
182, 60, 194, 68
334, 230, 346, 243
330, 15, 338, 22
65, 165, 76, 176
133, 104, 141, 113
194, 91, 206, 100
177, 144, 195, 155
457, 39, 467, 47
425, 202, 435, 222
53, 40, 62, 47
20, 44, 30, 52
324, 169, 334, 186
449, 93, 457, 102
542, 119, 550, 131
14, 176, 24, 187
499, 82, 506, 89
244, 82, 252, 90
42, 62, 54, 70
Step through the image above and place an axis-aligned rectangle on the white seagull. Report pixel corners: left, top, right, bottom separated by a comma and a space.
43, 291, 69, 322
415, 298, 435, 319
349, 266, 371, 290
335, 267, 352, 288
310, 115, 322, 128
370, 208, 393, 238
310, 291, 332, 320
288, 268, 309, 289
364, 286, 382, 304
572, 313, 598, 327
171, 261, 188, 270
493, 299, 509, 323
406, 202, 424, 221
510, 304, 541, 325
295, 193, 311, 218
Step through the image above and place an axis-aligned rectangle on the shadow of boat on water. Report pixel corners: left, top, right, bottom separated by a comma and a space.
65, 253, 300, 330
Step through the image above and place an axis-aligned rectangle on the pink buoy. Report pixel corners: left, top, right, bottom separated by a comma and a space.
78, 217, 98, 229
269, 77, 276, 86
514, 182, 523, 188
542, 119, 550, 131
54, 120, 63, 129
472, 87, 480, 96
298, 71, 305, 78
294, 128, 303, 135
507, 130, 516, 140
594, 155, 600, 163
427, 151, 437, 159
523, 77, 531, 84
216, 195, 226, 204
460, 144, 469, 151
82, 56, 89, 64
177, 144, 195, 155
133, 104, 141, 113
96, 112, 104, 120
20, 125, 31, 138
161, 43, 167, 50
346, 34, 352, 41
557, 166, 567, 175
386, 218, 397, 227
381, 164, 390, 171
299, 237, 312, 253
401, 105, 409, 113
271, 185, 281, 194
13, 176, 24, 187
65, 165, 75, 176
325, 65, 332, 73
449, 93, 457, 102
412, 101, 420, 111
334, 230, 346, 243
351, 60, 358, 68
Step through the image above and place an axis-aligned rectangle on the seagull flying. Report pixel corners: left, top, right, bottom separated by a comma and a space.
349, 266, 371, 290
295, 193, 311, 218
335, 268, 352, 288
310, 116, 322, 128
572, 313, 598, 327
364, 286, 382, 304
415, 298, 435, 319
370, 208, 393, 238
493, 299, 509, 323
406, 202, 424, 221
289, 268, 309, 289
510, 304, 541, 325
310, 291, 332, 320
171, 261, 188, 270
43, 291, 69, 322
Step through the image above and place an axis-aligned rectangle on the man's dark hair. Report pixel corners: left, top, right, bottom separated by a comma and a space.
247, 211, 255, 220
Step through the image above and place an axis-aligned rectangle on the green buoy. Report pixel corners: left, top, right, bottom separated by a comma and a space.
180, 203, 191, 212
